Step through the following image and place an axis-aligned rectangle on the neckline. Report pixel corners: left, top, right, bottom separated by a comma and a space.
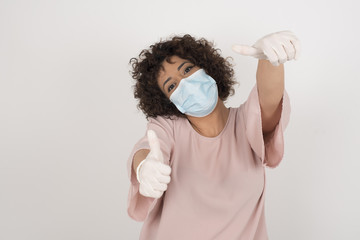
185, 107, 233, 140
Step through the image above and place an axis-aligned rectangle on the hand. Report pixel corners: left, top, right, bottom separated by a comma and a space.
232, 30, 301, 66
137, 130, 172, 199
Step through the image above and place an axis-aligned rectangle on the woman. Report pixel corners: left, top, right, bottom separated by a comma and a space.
127, 31, 300, 239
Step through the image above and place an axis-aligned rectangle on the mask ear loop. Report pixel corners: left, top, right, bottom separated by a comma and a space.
165, 96, 182, 116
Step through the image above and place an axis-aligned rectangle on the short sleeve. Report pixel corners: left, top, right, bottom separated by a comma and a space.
242, 84, 291, 168
126, 116, 175, 221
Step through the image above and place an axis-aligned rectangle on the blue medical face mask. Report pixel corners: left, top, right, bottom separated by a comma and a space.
169, 69, 218, 117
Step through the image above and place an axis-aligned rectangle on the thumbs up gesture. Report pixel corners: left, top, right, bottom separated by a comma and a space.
137, 130, 172, 199
232, 30, 301, 66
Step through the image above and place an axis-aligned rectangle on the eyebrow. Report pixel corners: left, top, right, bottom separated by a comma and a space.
162, 77, 171, 90
162, 61, 190, 91
177, 61, 189, 71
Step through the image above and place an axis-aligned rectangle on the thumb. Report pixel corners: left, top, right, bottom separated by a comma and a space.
147, 130, 164, 163
232, 44, 261, 57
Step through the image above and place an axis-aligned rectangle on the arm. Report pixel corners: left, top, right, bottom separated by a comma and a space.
132, 130, 171, 199
233, 31, 299, 142
256, 59, 284, 142
132, 149, 150, 173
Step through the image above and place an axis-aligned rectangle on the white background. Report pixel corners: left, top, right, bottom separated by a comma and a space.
1, 0, 359, 239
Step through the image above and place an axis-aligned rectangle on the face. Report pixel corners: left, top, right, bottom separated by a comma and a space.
157, 56, 200, 99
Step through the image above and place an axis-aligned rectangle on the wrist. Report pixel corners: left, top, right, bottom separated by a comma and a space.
136, 159, 147, 184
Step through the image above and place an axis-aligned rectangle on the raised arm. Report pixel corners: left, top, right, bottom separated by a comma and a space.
232, 30, 300, 142
256, 59, 284, 140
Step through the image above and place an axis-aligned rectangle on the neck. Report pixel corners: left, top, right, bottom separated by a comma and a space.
186, 98, 230, 138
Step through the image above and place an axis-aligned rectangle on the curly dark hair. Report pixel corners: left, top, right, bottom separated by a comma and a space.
129, 34, 236, 120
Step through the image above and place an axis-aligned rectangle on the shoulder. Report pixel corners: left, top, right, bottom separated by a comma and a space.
229, 105, 244, 119
148, 115, 181, 126
147, 115, 185, 135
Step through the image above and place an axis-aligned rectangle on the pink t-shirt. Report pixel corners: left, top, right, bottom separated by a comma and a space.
127, 84, 291, 240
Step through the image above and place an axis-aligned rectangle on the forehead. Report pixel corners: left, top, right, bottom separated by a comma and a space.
162, 55, 187, 70
157, 55, 188, 79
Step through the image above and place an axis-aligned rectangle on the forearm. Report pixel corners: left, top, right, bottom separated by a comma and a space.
256, 59, 284, 133
133, 149, 150, 173
256, 59, 284, 107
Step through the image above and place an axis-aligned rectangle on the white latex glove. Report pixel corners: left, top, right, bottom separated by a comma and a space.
136, 130, 172, 199
232, 30, 301, 66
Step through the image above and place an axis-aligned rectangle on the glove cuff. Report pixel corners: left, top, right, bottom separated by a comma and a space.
136, 159, 146, 184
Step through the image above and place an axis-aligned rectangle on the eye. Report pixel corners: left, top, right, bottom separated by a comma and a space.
167, 83, 176, 93
184, 66, 193, 74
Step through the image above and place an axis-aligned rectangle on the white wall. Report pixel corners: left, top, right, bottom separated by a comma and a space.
1, 0, 359, 239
